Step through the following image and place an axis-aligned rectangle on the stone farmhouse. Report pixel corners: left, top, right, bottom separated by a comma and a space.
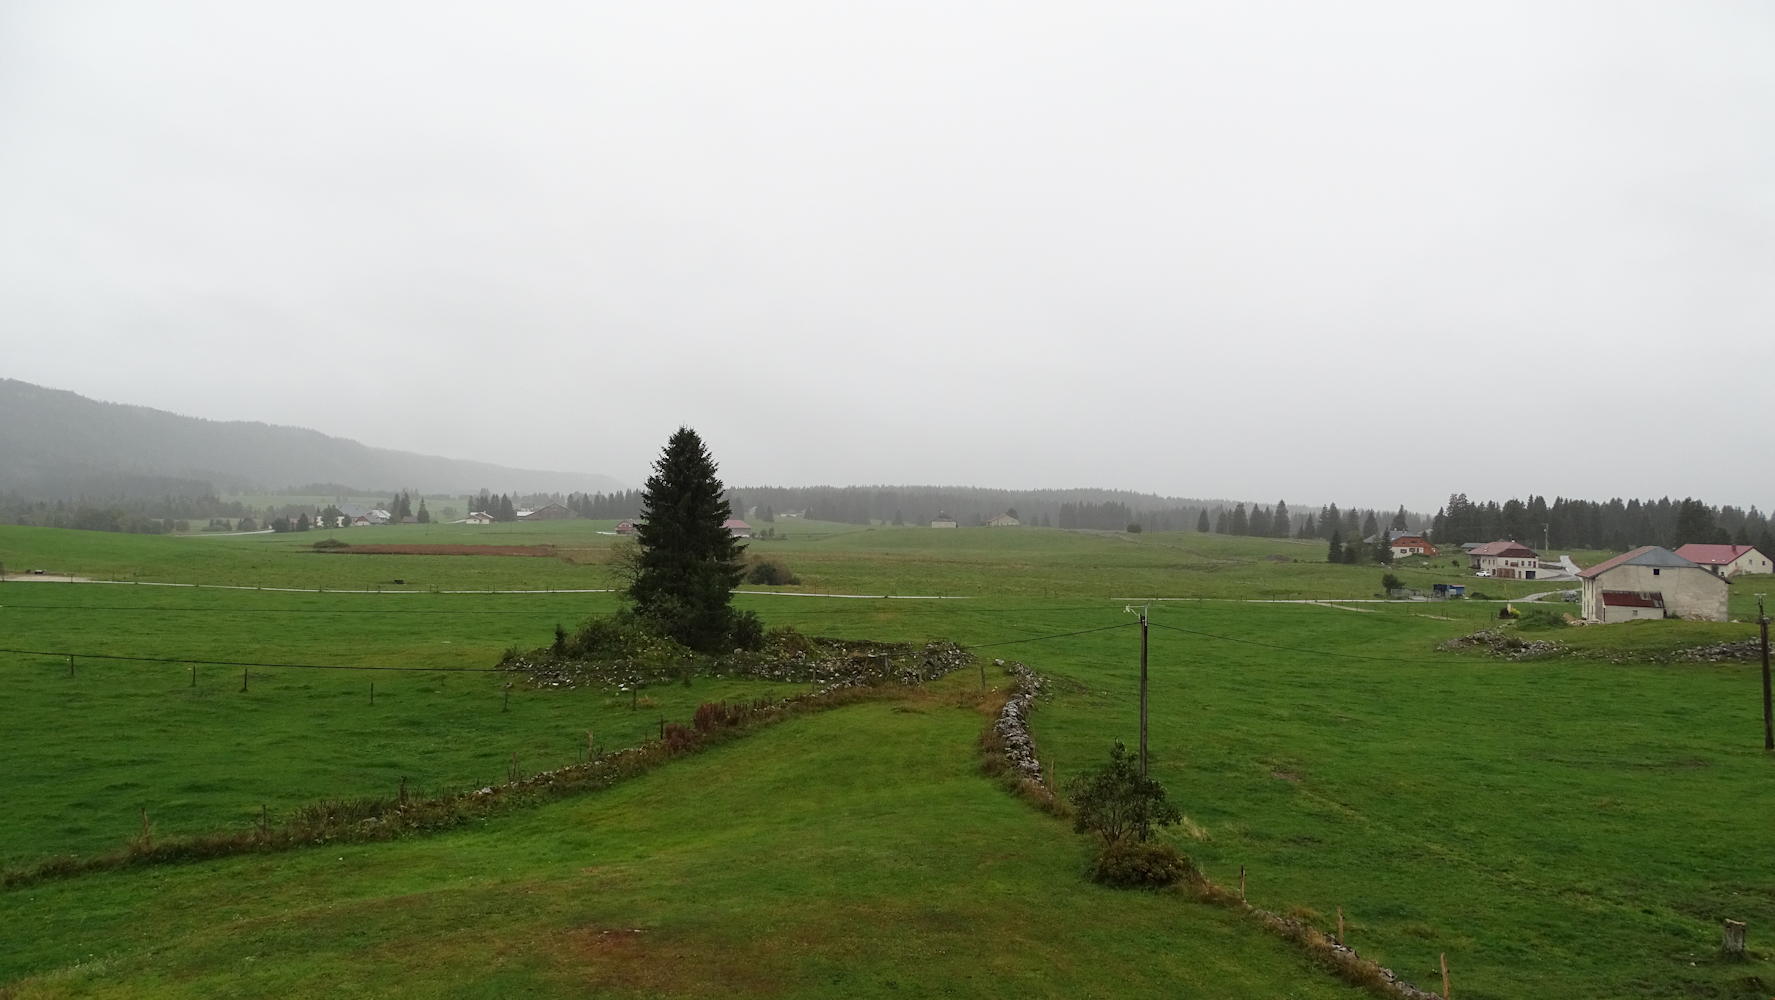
1578, 546, 1729, 622
1672, 544, 1773, 578
931, 512, 957, 529
986, 512, 1020, 527
1467, 540, 1540, 579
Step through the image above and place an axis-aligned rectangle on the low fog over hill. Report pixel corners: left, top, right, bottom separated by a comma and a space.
0, 379, 624, 497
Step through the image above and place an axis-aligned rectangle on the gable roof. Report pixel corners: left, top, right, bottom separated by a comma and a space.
1578, 545, 1704, 579
1602, 591, 1664, 608
1468, 540, 1537, 557
1673, 544, 1763, 566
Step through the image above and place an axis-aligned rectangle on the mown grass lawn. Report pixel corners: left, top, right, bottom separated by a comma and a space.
4, 524, 1771, 998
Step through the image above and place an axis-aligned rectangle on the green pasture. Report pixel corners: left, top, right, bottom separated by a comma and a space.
0, 700, 1368, 1000
4, 524, 1773, 998
0, 586, 806, 864
0, 522, 1558, 599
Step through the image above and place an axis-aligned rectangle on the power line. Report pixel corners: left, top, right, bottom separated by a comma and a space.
0, 620, 1134, 674
0, 646, 506, 673
0, 601, 1122, 617
1145, 619, 1438, 663
0, 604, 591, 616
959, 621, 1136, 650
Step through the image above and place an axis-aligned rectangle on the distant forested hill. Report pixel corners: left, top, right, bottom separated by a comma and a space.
0, 379, 623, 497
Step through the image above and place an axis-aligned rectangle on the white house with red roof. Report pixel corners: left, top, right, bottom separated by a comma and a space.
1578, 546, 1728, 622
1672, 544, 1772, 579
1467, 540, 1540, 579
724, 518, 752, 538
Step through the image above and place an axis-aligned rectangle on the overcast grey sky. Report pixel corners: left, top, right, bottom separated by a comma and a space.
3, 1, 1770, 511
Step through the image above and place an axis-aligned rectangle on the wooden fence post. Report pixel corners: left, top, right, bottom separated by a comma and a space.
1239, 865, 1246, 901
1336, 906, 1345, 946
1440, 953, 1450, 998
1722, 919, 1746, 959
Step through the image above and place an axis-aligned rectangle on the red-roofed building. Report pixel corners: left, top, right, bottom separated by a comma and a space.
1599, 591, 1666, 621
1672, 544, 1772, 579
1578, 546, 1728, 622
724, 518, 752, 538
1468, 540, 1539, 579
1390, 534, 1437, 559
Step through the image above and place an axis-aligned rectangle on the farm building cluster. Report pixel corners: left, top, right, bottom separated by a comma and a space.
1437, 537, 1763, 624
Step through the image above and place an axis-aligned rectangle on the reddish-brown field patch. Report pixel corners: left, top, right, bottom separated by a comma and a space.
319, 544, 559, 557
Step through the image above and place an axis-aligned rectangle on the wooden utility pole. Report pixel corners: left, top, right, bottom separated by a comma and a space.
1759, 594, 1771, 751
1136, 606, 1149, 778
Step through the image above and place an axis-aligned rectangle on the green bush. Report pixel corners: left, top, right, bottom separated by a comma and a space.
1517, 606, 1567, 631
1090, 839, 1196, 889
1066, 740, 1182, 843
744, 558, 801, 586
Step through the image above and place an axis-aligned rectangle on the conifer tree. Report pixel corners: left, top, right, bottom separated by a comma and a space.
1391, 506, 1409, 531
1272, 500, 1291, 537
1298, 513, 1316, 539
1231, 503, 1249, 536
1328, 530, 1344, 564
630, 427, 759, 652
1249, 505, 1271, 538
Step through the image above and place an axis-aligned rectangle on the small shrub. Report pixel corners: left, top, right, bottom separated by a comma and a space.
1380, 572, 1402, 593
693, 701, 748, 733
744, 558, 801, 586
662, 722, 698, 753
1090, 839, 1195, 888
1067, 740, 1182, 843
1516, 606, 1567, 630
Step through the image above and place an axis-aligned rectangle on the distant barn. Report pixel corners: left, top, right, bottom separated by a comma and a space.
519, 502, 572, 521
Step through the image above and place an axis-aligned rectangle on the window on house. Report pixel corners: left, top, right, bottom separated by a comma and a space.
1652, 568, 1660, 576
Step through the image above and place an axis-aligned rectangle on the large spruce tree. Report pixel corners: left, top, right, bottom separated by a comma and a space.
630, 427, 757, 652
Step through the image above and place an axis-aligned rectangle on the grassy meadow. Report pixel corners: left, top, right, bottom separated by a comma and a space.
3, 521, 1773, 998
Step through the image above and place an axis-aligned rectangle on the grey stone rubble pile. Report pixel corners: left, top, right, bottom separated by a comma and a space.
993, 660, 1047, 785
1674, 639, 1764, 663
509, 638, 971, 690
1437, 628, 1564, 660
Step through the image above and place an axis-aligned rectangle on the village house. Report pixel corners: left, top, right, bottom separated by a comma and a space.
931, 511, 958, 529
615, 519, 640, 535
1579, 546, 1729, 622
724, 518, 752, 538
519, 502, 571, 521
986, 512, 1020, 527
1365, 529, 1437, 559
1391, 534, 1437, 558
460, 511, 495, 525
1467, 540, 1540, 579
1672, 544, 1773, 578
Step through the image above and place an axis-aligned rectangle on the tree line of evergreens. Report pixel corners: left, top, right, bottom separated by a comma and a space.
0, 492, 256, 534
1432, 493, 1774, 553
